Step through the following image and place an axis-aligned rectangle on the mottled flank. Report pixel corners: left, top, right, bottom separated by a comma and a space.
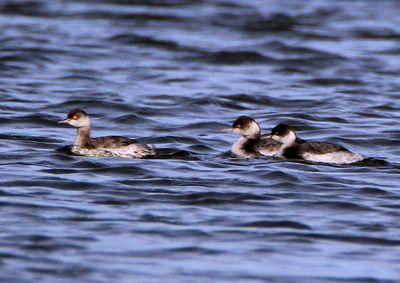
254, 136, 282, 156
301, 149, 363, 164
89, 136, 154, 154
297, 141, 347, 154
291, 141, 363, 164
73, 136, 156, 158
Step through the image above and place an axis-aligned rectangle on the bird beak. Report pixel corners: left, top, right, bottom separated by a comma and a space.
58, 118, 70, 124
221, 128, 233, 132
265, 134, 272, 138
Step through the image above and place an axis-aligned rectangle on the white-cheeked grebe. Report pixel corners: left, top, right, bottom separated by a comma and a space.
228, 116, 282, 158
270, 123, 363, 164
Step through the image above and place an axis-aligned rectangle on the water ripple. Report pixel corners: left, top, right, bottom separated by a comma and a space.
1, 0, 400, 282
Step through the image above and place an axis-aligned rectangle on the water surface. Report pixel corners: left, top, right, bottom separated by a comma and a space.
1, 0, 400, 282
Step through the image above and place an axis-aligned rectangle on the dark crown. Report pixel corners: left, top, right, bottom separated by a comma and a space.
232, 116, 255, 129
271, 124, 295, 136
67, 109, 87, 119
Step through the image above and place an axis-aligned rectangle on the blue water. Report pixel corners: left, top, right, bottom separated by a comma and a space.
1, 0, 400, 282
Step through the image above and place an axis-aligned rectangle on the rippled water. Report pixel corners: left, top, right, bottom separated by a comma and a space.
1, 0, 400, 282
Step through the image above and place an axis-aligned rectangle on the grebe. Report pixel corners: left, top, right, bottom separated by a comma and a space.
270, 124, 363, 164
227, 116, 281, 158
58, 109, 156, 158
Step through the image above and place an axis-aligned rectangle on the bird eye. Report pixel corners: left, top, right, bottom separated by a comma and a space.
72, 116, 78, 119
237, 124, 242, 128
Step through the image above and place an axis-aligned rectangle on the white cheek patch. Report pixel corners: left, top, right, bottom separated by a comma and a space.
68, 119, 80, 127
69, 117, 90, 127
271, 135, 283, 143
246, 122, 260, 136
279, 131, 296, 147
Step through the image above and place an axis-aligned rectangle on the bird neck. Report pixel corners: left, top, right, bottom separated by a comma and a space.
245, 131, 260, 140
75, 126, 91, 147
275, 131, 297, 157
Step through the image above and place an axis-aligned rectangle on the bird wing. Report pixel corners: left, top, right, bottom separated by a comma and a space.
298, 142, 348, 155
89, 136, 139, 149
254, 137, 282, 156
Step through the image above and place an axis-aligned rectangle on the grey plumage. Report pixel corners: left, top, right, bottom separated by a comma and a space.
296, 141, 349, 155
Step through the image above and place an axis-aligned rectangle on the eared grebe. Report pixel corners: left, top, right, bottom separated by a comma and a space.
58, 109, 156, 158
270, 124, 363, 164
228, 116, 281, 158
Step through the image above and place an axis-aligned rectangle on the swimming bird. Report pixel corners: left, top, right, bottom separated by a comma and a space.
270, 124, 363, 164
227, 116, 282, 158
58, 109, 156, 158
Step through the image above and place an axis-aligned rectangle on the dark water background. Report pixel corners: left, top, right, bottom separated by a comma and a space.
1, 0, 400, 282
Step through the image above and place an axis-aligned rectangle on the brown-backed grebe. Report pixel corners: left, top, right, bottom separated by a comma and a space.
270, 124, 363, 164
58, 109, 156, 158
227, 116, 282, 158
